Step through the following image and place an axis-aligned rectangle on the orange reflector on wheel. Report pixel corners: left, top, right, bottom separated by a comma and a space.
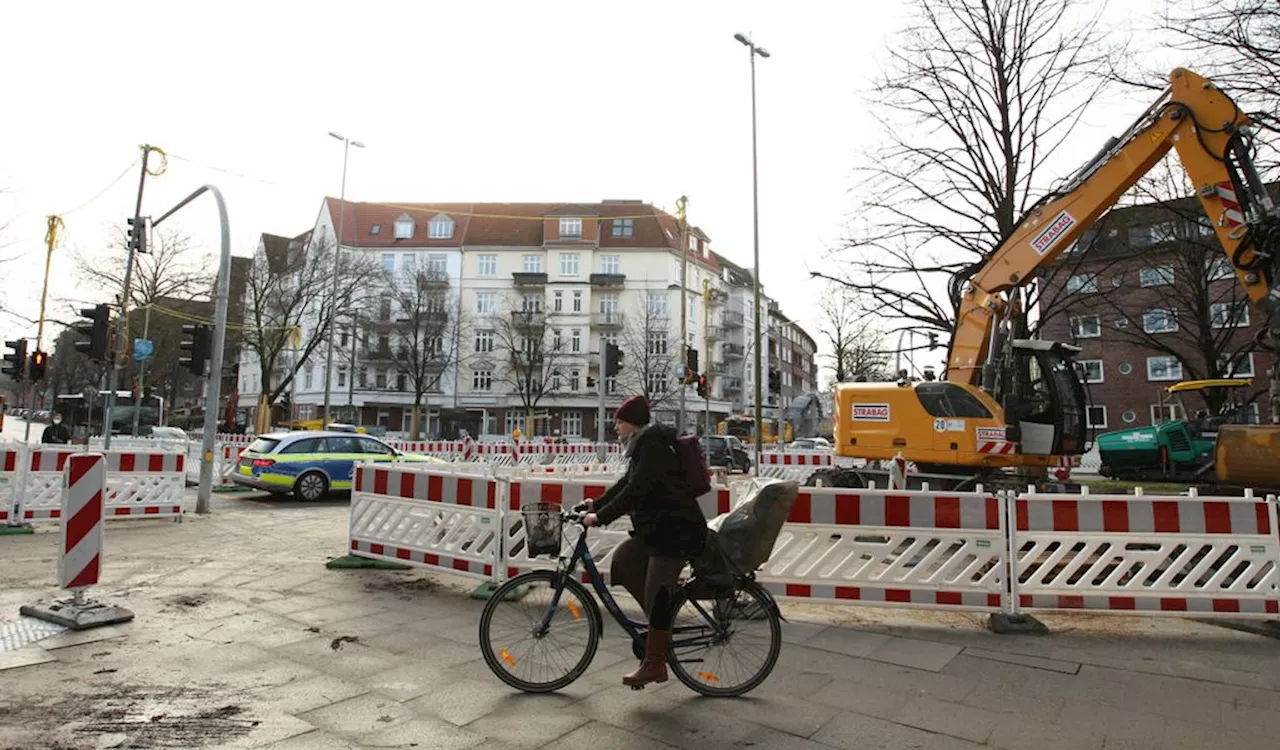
500, 649, 516, 666
698, 671, 720, 682
567, 599, 581, 620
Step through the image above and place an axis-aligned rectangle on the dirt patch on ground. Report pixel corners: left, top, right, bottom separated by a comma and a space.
0, 681, 257, 748
164, 594, 209, 609
362, 576, 439, 601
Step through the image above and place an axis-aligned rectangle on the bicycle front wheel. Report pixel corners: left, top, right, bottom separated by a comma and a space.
666, 580, 782, 697
478, 570, 601, 693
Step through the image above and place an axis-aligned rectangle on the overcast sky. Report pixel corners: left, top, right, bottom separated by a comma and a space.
1, 0, 1161, 378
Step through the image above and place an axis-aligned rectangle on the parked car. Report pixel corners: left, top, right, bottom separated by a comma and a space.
146, 426, 190, 441
231, 431, 445, 500
787, 437, 831, 451
700, 435, 752, 473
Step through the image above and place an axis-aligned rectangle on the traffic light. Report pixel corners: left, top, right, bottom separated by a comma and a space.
696, 374, 708, 398
179, 323, 213, 377
75, 304, 111, 361
684, 346, 699, 383
126, 216, 149, 254
3, 338, 28, 381
28, 350, 48, 381
928, 332, 939, 350
604, 342, 624, 377
768, 368, 781, 394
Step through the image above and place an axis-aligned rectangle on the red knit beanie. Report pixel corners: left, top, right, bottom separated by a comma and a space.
614, 395, 651, 426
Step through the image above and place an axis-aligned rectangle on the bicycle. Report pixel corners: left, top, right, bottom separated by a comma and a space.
478, 502, 783, 697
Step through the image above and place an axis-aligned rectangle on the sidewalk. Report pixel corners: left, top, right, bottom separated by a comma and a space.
2, 491, 1279, 749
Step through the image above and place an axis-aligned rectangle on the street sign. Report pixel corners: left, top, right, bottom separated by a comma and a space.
134, 338, 155, 361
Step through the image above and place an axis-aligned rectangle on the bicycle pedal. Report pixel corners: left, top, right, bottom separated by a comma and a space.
629, 684, 645, 691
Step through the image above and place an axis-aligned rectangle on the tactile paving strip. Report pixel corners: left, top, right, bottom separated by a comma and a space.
0, 616, 67, 653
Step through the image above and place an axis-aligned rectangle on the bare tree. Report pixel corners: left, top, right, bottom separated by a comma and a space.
363, 267, 463, 439
829, 0, 1118, 340
240, 229, 383, 414
489, 295, 571, 435
816, 285, 892, 385
617, 294, 681, 409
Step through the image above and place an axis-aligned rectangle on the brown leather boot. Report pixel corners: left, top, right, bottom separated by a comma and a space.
622, 628, 670, 687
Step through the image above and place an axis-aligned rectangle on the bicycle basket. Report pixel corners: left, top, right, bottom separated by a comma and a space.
521, 502, 563, 558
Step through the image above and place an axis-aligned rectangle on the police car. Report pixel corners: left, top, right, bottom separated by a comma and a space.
232, 431, 443, 500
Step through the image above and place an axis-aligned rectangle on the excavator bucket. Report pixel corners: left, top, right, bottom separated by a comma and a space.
1215, 425, 1280, 491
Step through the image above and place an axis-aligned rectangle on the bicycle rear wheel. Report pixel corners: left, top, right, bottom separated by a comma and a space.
478, 570, 600, 693
666, 579, 781, 697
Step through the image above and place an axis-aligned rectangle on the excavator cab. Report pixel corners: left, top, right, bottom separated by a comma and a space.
1006, 340, 1087, 458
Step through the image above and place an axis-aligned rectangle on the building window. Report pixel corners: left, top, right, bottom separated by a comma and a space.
378, 297, 391, 321
1142, 308, 1178, 334
1206, 256, 1233, 281
1219, 353, 1255, 377
562, 411, 582, 436
428, 254, 448, 275
1151, 403, 1186, 424
569, 369, 581, 391
357, 367, 367, 388
648, 372, 668, 394
472, 370, 493, 391
611, 219, 633, 237
382, 253, 395, 273
550, 370, 562, 391
1139, 265, 1175, 287
552, 329, 562, 351
600, 293, 620, 314
572, 290, 583, 313
521, 293, 542, 312
304, 367, 313, 390
370, 223, 381, 236
647, 331, 668, 356
1129, 221, 1177, 247
560, 218, 582, 238
339, 331, 349, 347
477, 254, 497, 277
394, 217, 415, 239
552, 290, 563, 312
337, 367, 348, 388
475, 292, 496, 315
1087, 405, 1108, 429
1069, 315, 1101, 339
428, 216, 454, 239
474, 329, 494, 353
560, 253, 580, 276
1066, 274, 1099, 294
1210, 301, 1249, 328
601, 255, 621, 274
647, 291, 669, 316
401, 253, 415, 276
1146, 355, 1183, 382
1075, 359, 1104, 383
523, 254, 542, 273
571, 329, 581, 353
605, 376, 618, 395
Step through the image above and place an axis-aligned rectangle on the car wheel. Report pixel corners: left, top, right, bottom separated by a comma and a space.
294, 471, 330, 501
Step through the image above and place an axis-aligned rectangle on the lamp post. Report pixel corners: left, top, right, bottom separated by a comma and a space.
734, 32, 769, 470
322, 131, 364, 427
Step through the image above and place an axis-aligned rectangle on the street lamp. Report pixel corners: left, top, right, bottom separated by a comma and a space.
322, 131, 365, 427
734, 32, 769, 470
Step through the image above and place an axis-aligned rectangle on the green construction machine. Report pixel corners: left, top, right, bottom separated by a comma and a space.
1097, 379, 1256, 482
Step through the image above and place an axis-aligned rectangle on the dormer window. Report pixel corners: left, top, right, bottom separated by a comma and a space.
393, 214, 415, 240
369, 223, 381, 236
560, 217, 582, 239
428, 213, 454, 239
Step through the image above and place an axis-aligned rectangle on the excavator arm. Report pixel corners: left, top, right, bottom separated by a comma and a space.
948, 68, 1280, 390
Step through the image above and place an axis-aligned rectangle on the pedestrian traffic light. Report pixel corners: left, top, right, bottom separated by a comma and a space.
696, 374, 708, 398
75, 304, 111, 361
179, 323, 212, 377
3, 338, 28, 381
928, 332, 939, 350
768, 368, 781, 394
604, 342, 624, 377
28, 350, 48, 381
685, 346, 699, 383
126, 216, 149, 254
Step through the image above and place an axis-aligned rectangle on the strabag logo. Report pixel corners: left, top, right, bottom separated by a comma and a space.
852, 403, 891, 422
976, 427, 1006, 442
1030, 210, 1077, 255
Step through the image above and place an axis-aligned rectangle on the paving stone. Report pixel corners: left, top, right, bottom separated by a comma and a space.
361, 717, 488, 749
284, 601, 391, 628
0, 645, 55, 671
218, 658, 322, 692
893, 695, 998, 744
269, 634, 406, 679
962, 646, 1081, 674
35, 625, 125, 651
988, 714, 1104, 750
866, 637, 963, 672
357, 661, 452, 701
808, 677, 914, 720
214, 710, 318, 749
1160, 718, 1274, 750
256, 594, 345, 616
250, 674, 371, 715
404, 677, 530, 726
1219, 700, 1280, 736
299, 692, 415, 736
1057, 700, 1165, 750
459, 704, 589, 748
811, 712, 983, 749
781, 620, 829, 645
750, 666, 835, 700
803, 627, 894, 658
707, 689, 842, 738
255, 728, 362, 749
549, 721, 675, 750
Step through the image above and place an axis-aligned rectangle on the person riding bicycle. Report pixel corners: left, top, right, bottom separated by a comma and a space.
583, 395, 707, 688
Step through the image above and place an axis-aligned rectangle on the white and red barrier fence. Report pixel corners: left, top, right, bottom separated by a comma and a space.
60, 454, 106, 589
0, 445, 187, 524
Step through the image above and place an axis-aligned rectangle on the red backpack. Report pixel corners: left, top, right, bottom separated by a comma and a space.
674, 435, 712, 498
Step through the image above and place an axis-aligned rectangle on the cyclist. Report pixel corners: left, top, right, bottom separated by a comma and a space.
583, 395, 707, 687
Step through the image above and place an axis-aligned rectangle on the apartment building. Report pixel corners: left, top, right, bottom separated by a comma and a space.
768, 303, 819, 407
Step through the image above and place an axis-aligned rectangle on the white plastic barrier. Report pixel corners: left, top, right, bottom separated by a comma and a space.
1011, 488, 1280, 617
756, 485, 1007, 612
0, 448, 18, 524
349, 463, 501, 579
14, 447, 187, 522
757, 451, 833, 467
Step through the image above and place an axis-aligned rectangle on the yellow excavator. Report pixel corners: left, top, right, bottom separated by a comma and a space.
816, 68, 1280, 490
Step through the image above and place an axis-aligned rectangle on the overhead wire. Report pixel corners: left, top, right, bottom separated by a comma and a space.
57, 156, 142, 216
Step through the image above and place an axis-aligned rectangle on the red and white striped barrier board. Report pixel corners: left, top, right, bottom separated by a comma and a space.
0, 448, 19, 524
1012, 489, 1280, 617
20, 449, 186, 522
59, 454, 106, 590
758, 452, 833, 467
757, 486, 1006, 612
215, 433, 254, 445
349, 465, 500, 579
503, 478, 625, 585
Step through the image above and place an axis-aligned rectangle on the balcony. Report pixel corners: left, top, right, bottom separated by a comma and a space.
712, 361, 730, 375
723, 311, 744, 328
591, 312, 625, 328
510, 310, 547, 328
708, 287, 729, 306
589, 273, 626, 288
705, 325, 724, 341
723, 343, 745, 359
721, 377, 743, 392
512, 272, 548, 287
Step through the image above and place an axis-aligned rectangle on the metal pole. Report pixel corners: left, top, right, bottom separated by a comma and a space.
597, 335, 608, 462
131, 304, 152, 436
323, 138, 352, 427
104, 147, 154, 450
677, 196, 688, 435
24, 217, 61, 443
749, 48, 764, 473
152, 184, 230, 515
703, 277, 711, 435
